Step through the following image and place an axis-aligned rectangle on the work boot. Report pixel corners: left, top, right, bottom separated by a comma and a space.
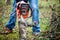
0, 27, 12, 34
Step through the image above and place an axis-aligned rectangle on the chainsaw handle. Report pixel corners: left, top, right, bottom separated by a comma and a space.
28, 5, 33, 18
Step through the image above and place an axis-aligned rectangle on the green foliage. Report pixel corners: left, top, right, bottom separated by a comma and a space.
0, 0, 5, 7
